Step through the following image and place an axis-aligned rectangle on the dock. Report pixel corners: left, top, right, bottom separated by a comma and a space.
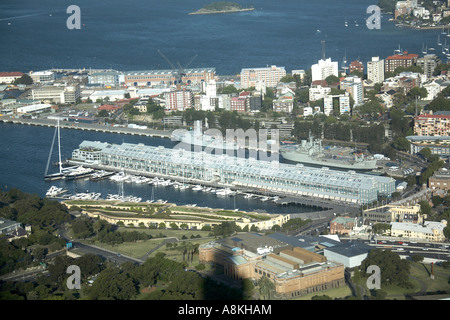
0, 117, 172, 139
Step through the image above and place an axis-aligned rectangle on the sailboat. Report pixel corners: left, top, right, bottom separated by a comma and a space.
44, 119, 67, 180
422, 43, 427, 54
438, 34, 442, 46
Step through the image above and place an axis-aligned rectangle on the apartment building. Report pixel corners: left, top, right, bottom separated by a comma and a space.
311, 58, 338, 82
429, 169, 450, 191
240, 65, 286, 88
230, 96, 247, 112
416, 54, 441, 78
164, 89, 194, 111
309, 81, 331, 101
367, 57, 385, 84
323, 92, 350, 115
340, 76, 364, 106
349, 60, 364, 74
414, 112, 450, 136
385, 51, 419, 73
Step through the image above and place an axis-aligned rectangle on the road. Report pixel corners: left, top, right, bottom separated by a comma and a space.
342, 238, 450, 261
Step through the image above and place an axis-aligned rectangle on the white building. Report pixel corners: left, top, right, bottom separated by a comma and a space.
311, 58, 338, 82
16, 103, 53, 115
390, 220, 447, 242
423, 81, 442, 101
367, 57, 385, 84
340, 76, 364, 106
29, 70, 55, 83
323, 92, 350, 116
89, 90, 127, 102
303, 106, 313, 117
323, 243, 371, 268
309, 84, 331, 101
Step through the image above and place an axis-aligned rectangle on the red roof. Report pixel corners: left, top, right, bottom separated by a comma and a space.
386, 51, 418, 60
0, 72, 24, 77
99, 104, 120, 110
415, 114, 450, 119
311, 80, 328, 87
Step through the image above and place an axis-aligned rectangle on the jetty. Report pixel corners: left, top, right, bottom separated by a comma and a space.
0, 116, 171, 138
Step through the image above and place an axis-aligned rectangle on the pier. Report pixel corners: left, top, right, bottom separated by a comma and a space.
0, 117, 171, 139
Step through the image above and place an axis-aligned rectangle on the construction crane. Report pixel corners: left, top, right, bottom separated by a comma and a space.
157, 49, 198, 85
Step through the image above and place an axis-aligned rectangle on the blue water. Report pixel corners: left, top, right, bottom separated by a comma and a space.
0, 0, 446, 74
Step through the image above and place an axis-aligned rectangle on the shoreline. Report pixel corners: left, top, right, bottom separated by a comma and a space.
0, 116, 279, 152
189, 8, 254, 15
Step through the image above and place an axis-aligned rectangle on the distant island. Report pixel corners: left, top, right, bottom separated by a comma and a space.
189, 1, 255, 15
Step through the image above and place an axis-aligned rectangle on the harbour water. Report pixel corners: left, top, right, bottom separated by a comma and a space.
0, 0, 448, 74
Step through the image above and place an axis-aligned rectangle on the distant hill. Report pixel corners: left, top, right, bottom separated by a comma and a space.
189, 1, 254, 15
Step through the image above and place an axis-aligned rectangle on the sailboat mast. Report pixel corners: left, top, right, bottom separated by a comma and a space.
57, 119, 62, 174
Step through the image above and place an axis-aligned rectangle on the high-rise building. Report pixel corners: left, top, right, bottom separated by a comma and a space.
240, 65, 286, 88
164, 89, 193, 111
311, 58, 338, 82
340, 76, 364, 106
367, 57, 385, 84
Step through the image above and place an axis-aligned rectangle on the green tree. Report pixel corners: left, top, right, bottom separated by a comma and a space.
86, 266, 138, 300
13, 74, 33, 85
325, 75, 340, 85
258, 276, 275, 300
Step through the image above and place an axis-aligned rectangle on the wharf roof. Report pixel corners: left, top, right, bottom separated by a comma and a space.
124, 68, 215, 76
76, 141, 395, 195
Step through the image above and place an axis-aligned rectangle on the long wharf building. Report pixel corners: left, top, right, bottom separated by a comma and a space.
71, 141, 395, 205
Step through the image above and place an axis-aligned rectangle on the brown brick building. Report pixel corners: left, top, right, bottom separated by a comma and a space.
385, 51, 419, 73
199, 233, 345, 298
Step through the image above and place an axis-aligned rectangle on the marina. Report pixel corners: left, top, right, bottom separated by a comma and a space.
67, 140, 395, 205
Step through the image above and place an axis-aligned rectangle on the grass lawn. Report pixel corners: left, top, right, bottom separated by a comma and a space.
89, 238, 164, 259
352, 261, 450, 299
